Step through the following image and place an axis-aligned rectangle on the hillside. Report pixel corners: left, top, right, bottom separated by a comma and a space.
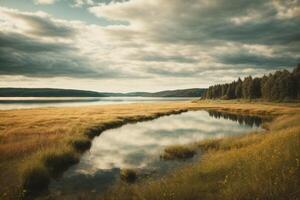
0, 88, 106, 97
118, 88, 205, 97
0, 88, 205, 97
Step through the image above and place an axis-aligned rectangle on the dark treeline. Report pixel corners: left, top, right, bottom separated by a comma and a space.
202, 65, 300, 101
208, 110, 263, 127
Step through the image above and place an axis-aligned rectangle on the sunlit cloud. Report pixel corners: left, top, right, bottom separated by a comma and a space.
0, 0, 299, 91
34, 0, 57, 5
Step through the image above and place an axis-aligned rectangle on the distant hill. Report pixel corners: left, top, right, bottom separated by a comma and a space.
84, 88, 205, 97
0, 88, 206, 97
0, 88, 106, 97
128, 88, 205, 97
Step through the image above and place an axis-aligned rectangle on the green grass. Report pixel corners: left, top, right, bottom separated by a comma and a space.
99, 114, 300, 200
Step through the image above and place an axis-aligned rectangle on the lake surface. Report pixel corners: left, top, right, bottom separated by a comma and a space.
0, 97, 196, 110
47, 110, 263, 199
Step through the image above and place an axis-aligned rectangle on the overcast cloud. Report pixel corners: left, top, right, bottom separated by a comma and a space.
0, 0, 299, 92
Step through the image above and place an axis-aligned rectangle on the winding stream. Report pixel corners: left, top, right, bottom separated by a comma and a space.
46, 110, 263, 199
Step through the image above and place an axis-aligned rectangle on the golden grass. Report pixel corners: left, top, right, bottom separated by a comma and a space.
0, 102, 195, 199
98, 107, 300, 200
120, 169, 138, 183
0, 100, 299, 199
161, 145, 196, 160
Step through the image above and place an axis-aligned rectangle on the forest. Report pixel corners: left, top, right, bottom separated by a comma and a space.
202, 65, 300, 101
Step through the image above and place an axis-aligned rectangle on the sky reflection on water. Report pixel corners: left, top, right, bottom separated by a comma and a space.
49, 110, 263, 196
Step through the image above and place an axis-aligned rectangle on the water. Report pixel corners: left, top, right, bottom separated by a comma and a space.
47, 110, 263, 198
0, 97, 196, 110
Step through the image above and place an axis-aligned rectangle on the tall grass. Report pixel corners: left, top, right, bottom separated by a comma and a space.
0, 103, 191, 199
161, 145, 196, 160
0, 101, 299, 199
120, 169, 138, 183
99, 114, 300, 200
68, 136, 92, 152
20, 160, 49, 198
19, 146, 79, 198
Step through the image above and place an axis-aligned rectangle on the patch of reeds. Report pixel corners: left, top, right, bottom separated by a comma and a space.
161, 145, 196, 160
120, 169, 137, 183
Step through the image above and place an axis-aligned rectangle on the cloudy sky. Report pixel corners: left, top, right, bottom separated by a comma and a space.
0, 0, 299, 92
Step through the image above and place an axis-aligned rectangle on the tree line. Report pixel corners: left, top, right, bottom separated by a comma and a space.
202, 65, 300, 101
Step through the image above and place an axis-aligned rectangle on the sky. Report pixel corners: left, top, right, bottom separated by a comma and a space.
0, 0, 299, 92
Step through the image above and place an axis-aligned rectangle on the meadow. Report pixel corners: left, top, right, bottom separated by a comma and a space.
98, 101, 300, 200
0, 100, 299, 199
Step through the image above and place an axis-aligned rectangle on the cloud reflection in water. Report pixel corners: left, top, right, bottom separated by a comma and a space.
68, 110, 262, 174
49, 110, 263, 196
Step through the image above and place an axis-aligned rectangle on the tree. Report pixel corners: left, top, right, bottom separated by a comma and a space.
201, 65, 299, 101
251, 78, 261, 99
242, 76, 253, 99
292, 64, 300, 98
235, 78, 243, 98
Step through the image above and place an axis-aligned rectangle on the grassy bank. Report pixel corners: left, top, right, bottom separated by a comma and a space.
0, 101, 299, 199
160, 145, 196, 160
98, 106, 300, 200
0, 102, 194, 199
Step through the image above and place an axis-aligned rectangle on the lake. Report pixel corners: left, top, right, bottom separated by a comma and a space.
46, 110, 263, 199
0, 97, 197, 110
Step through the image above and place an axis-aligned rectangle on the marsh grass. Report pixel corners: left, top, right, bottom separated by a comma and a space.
18, 145, 79, 199
20, 161, 49, 198
99, 114, 300, 200
197, 139, 221, 151
120, 169, 138, 183
161, 145, 196, 160
68, 136, 92, 152
40, 148, 79, 177
0, 101, 299, 199
0, 105, 190, 198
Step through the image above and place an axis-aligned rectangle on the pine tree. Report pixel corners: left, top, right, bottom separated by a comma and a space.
292, 64, 300, 98
235, 78, 243, 98
201, 65, 299, 101
242, 76, 253, 99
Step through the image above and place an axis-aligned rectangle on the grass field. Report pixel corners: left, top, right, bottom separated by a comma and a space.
98, 102, 300, 200
0, 100, 299, 199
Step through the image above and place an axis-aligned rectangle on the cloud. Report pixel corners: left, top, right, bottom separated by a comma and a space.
89, 0, 299, 69
90, 0, 299, 46
0, 32, 74, 53
1, 8, 76, 38
273, 0, 300, 19
34, 0, 57, 5
72, 0, 129, 7
0, 8, 136, 79
217, 52, 299, 68
0, 31, 118, 78
127, 50, 199, 64
0, 0, 299, 91
14, 14, 75, 38
73, 0, 95, 7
